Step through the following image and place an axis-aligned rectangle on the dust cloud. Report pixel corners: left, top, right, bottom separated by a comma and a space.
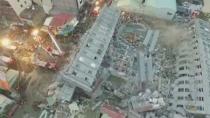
148, 19, 190, 48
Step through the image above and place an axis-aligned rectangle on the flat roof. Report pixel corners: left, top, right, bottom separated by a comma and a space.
145, 0, 177, 12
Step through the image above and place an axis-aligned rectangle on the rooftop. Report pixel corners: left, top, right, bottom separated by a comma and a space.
49, 13, 76, 27
145, 0, 177, 12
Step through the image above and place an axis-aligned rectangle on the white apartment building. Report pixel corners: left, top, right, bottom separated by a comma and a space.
62, 6, 120, 93
170, 19, 210, 116
6, 0, 32, 15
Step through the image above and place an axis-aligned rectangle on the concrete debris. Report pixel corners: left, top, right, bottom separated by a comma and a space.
129, 89, 165, 113
2, 1, 208, 118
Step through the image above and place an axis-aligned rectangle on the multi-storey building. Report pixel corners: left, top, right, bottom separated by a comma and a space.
170, 19, 210, 116
61, 6, 120, 93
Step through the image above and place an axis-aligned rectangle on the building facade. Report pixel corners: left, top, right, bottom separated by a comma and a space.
170, 19, 210, 116
62, 6, 120, 93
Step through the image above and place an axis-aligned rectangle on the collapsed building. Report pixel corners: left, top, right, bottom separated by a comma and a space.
128, 89, 165, 113
170, 19, 210, 117
61, 6, 120, 93
108, 18, 159, 83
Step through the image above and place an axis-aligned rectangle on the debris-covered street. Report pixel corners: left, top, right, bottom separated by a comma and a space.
0, 0, 210, 118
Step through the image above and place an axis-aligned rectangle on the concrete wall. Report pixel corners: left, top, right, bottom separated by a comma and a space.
170, 19, 210, 115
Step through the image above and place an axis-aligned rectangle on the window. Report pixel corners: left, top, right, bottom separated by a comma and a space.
179, 66, 185, 71
91, 63, 96, 68
179, 55, 187, 58
197, 106, 204, 111
198, 88, 203, 92
185, 96, 189, 100
197, 65, 202, 69
179, 74, 187, 77
24, 1, 27, 4
167, 12, 173, 16
88, 70, 92, 74
178, 88, 184, 92
178, 81, 184, 85
17, 0, 20, 2
97, 49, 102, 55
195, 72, 202, 76
195, 52, 199, 55
179, 60, 187, 64
177, 96, 184, 100
198, 97, 204, 101
72, 71, 77, 76
185, 80, 189, 84
185, 88, 190, 92
194, 40, 198, 43
193, 46, 197, 49
85, 77, 88, 81
177, 104, 184, 108
194, 58, 200, 62
79, 0, 83, 4
20, 4, 23, 8
195, 80, 203, 84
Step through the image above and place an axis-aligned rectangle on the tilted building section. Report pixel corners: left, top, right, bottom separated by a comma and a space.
62, 6, 120, 92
